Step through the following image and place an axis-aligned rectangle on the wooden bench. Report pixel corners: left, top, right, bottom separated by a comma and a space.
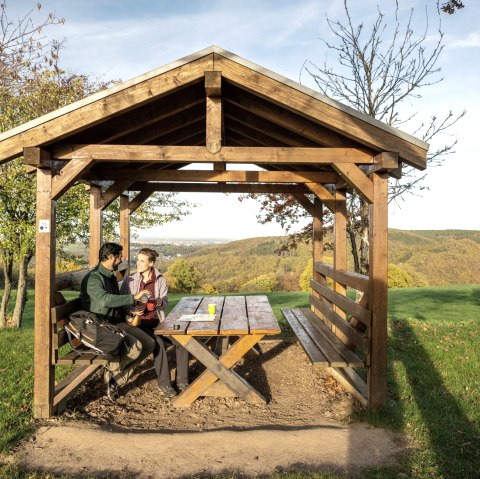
51, 296, 111, 413
281, 307, 364, 368
281, 307, 368, 405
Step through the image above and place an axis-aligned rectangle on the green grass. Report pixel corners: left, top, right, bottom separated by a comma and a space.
1, 286, 480, 478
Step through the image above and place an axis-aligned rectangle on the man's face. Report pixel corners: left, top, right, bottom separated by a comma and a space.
112, 252, 123, 271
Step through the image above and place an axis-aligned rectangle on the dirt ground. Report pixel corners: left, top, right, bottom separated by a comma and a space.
13, 340, 405, 478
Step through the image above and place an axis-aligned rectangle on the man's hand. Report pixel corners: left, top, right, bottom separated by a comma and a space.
133, 289, 150, 301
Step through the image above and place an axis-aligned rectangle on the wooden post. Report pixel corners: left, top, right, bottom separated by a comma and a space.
205, 71, 222, 157
89, 185, 103, 268
368, 172, 388, 407
312, 197, 323, 279
334, 188, 347, 319
119, 194, 130, 265
33, 163, 56, 418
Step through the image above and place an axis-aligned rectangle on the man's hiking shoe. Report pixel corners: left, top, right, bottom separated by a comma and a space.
106, 378, 119, 402
158, 383, 177, 398
177, 381, 189, 391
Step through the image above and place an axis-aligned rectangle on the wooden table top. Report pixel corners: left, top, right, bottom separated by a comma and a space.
155, 295, 280, 336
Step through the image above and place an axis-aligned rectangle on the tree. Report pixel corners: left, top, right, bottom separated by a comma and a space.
245, 0, 465, 276
166, 259, 201, 293
0, 3, 192, 328
439, 0, 465, 14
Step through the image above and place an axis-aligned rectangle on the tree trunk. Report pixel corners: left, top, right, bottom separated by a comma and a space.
347, 226, 360, 273
11, 255, 31, 329
0, 257, 13, 328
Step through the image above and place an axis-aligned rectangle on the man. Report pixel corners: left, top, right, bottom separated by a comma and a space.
80, 242, 155, 401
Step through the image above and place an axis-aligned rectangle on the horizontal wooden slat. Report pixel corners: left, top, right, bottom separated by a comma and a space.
51, 298, 82, 324
281, 308, 328, 366
309, 295, 369, 353
246, 295, 281, 335
89, 169, 338, 184
127, 183, 312, 194
315, 262, 370, 293
291, 309, 347, 367
327, 367, 368, 406
53, 145, 374, 164
310, 279, 371, 326
299, 308, 364, 367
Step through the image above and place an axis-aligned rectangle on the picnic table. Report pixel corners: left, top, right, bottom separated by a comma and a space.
155, 295, 281, 407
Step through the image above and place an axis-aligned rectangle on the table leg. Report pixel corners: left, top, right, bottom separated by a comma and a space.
172, 334, 265, 408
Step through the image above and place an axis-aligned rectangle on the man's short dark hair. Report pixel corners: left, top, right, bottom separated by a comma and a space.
99, 242, 123, 262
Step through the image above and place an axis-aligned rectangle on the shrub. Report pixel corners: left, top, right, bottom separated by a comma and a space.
240, 273, 277, 293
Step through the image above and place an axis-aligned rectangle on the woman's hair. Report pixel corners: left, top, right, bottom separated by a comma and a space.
138, 248, 159, 263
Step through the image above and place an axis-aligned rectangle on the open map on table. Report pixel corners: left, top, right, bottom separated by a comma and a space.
178, 313, 216, 322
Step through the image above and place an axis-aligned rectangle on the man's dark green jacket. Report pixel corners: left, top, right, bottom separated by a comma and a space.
80, 263, 135, 323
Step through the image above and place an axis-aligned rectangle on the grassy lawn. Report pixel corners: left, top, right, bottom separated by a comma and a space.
1, 286, 479, 478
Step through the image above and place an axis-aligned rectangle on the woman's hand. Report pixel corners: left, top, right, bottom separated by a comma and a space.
133, 289, 150, 301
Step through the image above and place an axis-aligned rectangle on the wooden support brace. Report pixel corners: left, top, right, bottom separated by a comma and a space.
51, 157, 94, 200
129, 190, 154, 215
306, 182, 335, 212
332, 163, 374, 204
101, 180, 134, 210
292, 193, 314, 216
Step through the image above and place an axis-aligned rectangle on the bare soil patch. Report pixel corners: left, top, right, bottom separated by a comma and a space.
15, 340, 405, 477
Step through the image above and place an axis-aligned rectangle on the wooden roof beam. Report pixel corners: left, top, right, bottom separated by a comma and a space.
217, 56, 427, 169
127, 182, 312, 194
85, 169, 338, 183
53, 145, 374, 165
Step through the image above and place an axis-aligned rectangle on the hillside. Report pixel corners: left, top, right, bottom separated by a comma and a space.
155, 229, 480, 291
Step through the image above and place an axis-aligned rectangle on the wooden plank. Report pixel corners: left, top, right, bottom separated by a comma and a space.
53, 364, 100, 411
220, 296, 249, 335
205, 70, 222, 97
327, 367, 368, 407
173, 335, 265, 403
305, 183, 335, 212
315, 262, 370, 293
310, 279, 371, 326
292, 193, 314, 215
299, 309, 364, 367
89, 185, 103, 268
185, 296, 223, 335
290, 309, 346, 367
0, 55, 213, 163
202, 381, 237, 397
332, 163, 374, 204
215, 54, 427, 169
309, 295, 369, 353
129, 190, 153, 215
157, 296, 202, 334
223, 87, 363, 149
57, 350, 83, 365
33, 166, 55, 419
119, 195, 130, 263
53, 144, 374, 164
368, 173, 389, 408
90, 169, 337, 184
333, 188, 348, 339
246, 295, 280, 335
127, 183, 311, 194
206, 71, 222, 154
281, 308, 328, 366
173, 334, 265, 407
51, 298, 82, 324
51, 158, 94, 200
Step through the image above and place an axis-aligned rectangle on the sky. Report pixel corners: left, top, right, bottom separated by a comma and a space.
7, 0, 480, 240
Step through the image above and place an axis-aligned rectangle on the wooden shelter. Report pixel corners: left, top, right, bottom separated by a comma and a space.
0, 46, 428, 418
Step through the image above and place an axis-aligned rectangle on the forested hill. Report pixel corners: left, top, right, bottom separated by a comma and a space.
152, 229, 480, 291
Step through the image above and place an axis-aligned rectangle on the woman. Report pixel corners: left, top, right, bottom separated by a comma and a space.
120, 248, 189, 398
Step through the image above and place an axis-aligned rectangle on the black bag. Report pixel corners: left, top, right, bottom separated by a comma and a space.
65, 310, 126, 356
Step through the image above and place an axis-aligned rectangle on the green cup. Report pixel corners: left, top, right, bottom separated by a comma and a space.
207, 303, 216, 315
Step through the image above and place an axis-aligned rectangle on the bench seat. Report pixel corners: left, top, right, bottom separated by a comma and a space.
281, 307, 364, 368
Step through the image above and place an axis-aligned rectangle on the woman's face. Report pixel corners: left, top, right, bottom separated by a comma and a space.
136, 253, 154, 274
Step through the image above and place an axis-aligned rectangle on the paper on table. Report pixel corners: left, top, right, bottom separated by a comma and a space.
178, 313, 216, 322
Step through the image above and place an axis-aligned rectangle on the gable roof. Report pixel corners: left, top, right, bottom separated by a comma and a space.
0, 45, 428, 169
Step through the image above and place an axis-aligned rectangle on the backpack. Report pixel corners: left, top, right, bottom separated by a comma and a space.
65, 310, 127, 356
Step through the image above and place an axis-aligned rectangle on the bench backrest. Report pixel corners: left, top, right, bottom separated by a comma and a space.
51, 297, 82, 364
